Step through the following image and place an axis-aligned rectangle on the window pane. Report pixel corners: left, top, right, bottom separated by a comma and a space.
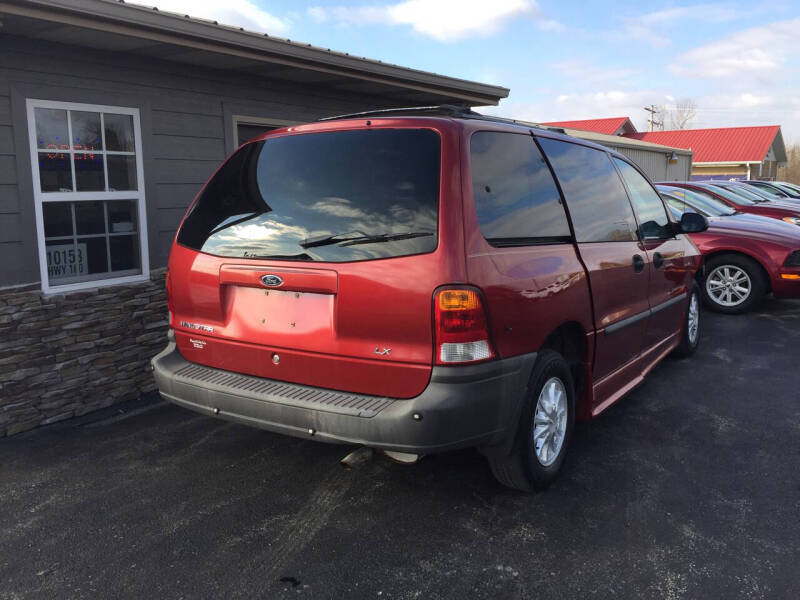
46, 240, 88, 281
108, 200, 137, 233
104, 113, 135, 151
74, 153, 105, 191
77, 236, 110, 275
35, 108, 69, 150
177, 129, 440, 262
110, 235, 140, 272
71, 111, 102, 151
38, 152, 73, 192
613, 158, 671, 239
237, 123, 277, 145
43, 202, 73, 238
75, 201, 106, 235
107, 155, 137, 191
470, 132, 570, 243
538, 139, 637, 243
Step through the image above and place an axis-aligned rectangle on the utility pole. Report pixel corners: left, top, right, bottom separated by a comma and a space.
644, 105, 663, 132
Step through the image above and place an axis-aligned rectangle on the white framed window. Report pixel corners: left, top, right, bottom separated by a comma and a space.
26, 99, 149, 293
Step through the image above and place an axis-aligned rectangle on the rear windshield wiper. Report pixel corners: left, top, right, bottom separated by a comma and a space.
300, 231, 433, 249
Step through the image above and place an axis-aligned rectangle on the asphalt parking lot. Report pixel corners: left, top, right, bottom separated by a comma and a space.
1, 299, 799, 599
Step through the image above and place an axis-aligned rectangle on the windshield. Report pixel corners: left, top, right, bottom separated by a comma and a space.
177, 129, 441, 262
658, 186, 736, 216
774, 182, 800, 197
715, 183, 773, 203
744, 182, 785, 200
698, 184, 756, 206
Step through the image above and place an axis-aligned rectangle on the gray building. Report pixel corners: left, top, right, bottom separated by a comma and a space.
555, 127, 693, 182
0, 0, 507, 436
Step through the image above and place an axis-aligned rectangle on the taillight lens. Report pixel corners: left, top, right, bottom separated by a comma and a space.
166, 270, 174, 328
434, 287, 495, 365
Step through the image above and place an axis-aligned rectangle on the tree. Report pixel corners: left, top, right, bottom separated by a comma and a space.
668, 99, 697, 130
778, 144, 800, 184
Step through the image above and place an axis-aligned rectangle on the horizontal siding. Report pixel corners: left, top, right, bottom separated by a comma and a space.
0, 95, 10, 125
150, 110, 225, 139
157, 207, 191, 233
0, 156, 16, 185
0, 184, 20, 213
1, 37, 378, 116
0, 125, 15, 155
0, 242, 29, 284
0, 213, 23, 242
150, 134, 225, 161
156, 230, 176, 265
154, 183, 203, 209
152, 159, 219, 185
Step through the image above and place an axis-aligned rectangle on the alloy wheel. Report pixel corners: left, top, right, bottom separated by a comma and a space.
533, 377, 568, 467
687, 293, 700, 345
706, 265, 751, 307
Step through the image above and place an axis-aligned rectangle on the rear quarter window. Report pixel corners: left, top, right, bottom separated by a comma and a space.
177, 128, 441, 262
470, 131, 571, 245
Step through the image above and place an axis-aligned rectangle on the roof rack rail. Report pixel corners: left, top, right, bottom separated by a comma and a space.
318, 105, 477, 121
317, 104, 570, 135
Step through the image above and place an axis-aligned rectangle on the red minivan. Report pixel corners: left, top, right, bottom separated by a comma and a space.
153, 108, 706, 491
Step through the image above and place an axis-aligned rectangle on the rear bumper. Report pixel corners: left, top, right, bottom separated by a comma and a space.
151, 336, 536, 454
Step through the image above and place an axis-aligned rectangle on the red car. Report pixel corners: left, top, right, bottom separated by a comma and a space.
660, 181, 800, 226
658, 185, 800, 313
153, 108, 705, 491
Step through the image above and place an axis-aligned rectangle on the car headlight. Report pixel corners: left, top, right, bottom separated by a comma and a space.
785, 250, 800, 267
782, 216, 800, 225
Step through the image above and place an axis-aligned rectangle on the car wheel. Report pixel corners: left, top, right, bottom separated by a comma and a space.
673, 283, 701, 358
488, 349, 575, 492
701, 254, 767, 314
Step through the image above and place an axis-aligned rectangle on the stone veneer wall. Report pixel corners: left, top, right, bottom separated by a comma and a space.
0, 269, 168, 436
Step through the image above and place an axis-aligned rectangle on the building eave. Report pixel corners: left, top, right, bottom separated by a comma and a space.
0, 0, 509, 106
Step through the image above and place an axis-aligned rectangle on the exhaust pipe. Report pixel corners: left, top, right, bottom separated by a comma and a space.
340, 446, 374, 469
382, 450, 421, 464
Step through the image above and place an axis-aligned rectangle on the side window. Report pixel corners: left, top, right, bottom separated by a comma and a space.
470, 131, 571, 244
613, 158, 672, 239
663, 196, 693, 218
537, 138, 637, 242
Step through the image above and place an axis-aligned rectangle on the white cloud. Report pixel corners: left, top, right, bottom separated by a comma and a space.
550, 59, 639, 89
622, 3, 742, 48
307, 0, 555, 42
131, 0, 291, 35
670, 18, 800, 78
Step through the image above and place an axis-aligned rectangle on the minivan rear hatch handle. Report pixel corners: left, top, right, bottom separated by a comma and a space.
219, 264, 338, 294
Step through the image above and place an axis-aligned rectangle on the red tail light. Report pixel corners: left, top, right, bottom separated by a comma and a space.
166, 269, 174, 328
434, 287, 495, 365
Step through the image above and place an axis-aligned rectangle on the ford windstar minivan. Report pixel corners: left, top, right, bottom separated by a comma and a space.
153, 107, 707, 491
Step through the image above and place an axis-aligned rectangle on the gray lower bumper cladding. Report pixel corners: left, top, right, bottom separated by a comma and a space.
151, 338, 536, 454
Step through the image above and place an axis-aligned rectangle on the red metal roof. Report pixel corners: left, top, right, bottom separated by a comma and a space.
624, 126, 782, 163
541, 116, 636, 136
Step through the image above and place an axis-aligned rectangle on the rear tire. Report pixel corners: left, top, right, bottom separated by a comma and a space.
701, 254, 766, 314
673, 283, 701, 358
488, 350, 575, 492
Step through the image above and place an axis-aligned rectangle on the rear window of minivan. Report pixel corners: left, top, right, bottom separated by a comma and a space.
177, 129, 440, 262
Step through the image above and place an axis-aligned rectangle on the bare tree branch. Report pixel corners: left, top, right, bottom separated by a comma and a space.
669, 99, 697, 130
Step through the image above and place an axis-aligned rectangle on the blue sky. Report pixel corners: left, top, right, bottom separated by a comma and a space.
141, 1, 800, 142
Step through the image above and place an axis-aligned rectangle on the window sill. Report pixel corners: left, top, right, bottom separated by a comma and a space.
42, 272, 151, 295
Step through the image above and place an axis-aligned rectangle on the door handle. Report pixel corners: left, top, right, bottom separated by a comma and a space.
653, 252, 664, 269
632, 254, 645, 273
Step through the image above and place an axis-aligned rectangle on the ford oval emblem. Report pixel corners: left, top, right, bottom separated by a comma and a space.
261, 274, 283, 287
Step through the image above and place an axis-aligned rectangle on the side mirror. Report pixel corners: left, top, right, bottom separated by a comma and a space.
678, 212, 708, 233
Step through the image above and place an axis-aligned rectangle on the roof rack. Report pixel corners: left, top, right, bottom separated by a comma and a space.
318, 105, 568, 134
